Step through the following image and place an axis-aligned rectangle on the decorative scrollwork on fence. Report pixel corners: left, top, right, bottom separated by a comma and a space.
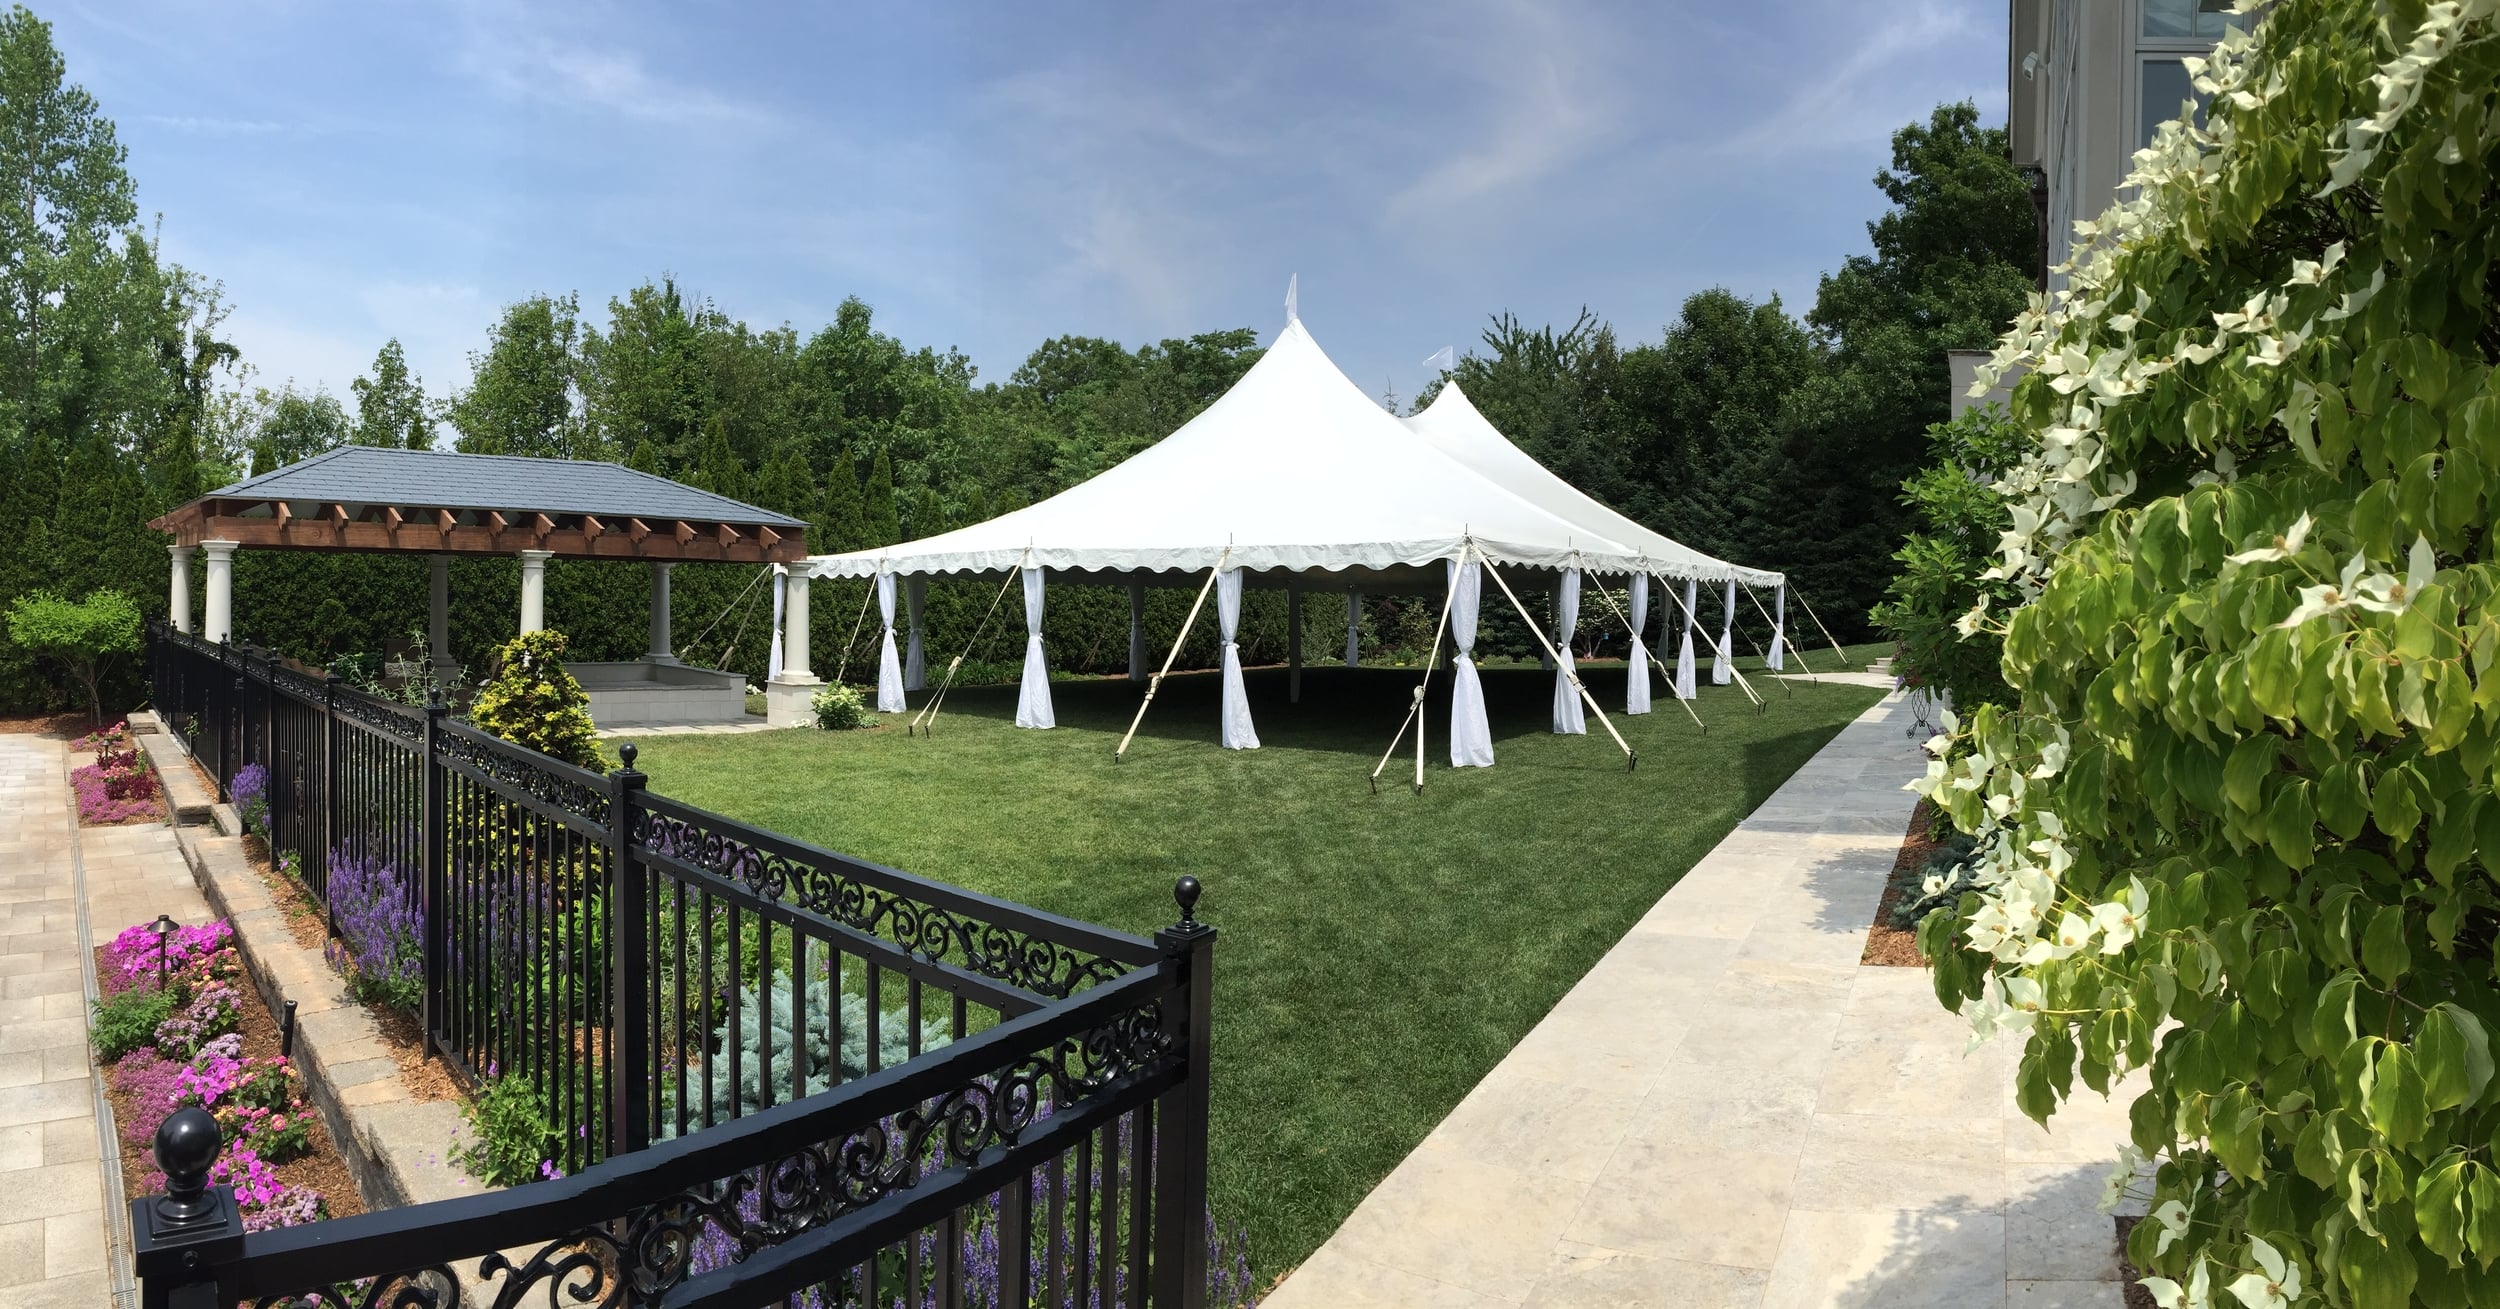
334, 691, 424, 744
252, 1265, 465, 1309
437, 730, 611, 828
633, 808, 1133, 998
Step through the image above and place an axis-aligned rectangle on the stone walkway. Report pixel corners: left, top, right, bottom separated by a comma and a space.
1264, 690, 2143, 1309
0, 728, 213, 1309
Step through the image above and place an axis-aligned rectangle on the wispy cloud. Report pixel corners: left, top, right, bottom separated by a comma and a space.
1723, 1, 1981, 156
453, 8, 775, 128
1380, 0, 1625, 229
142, 114, 286, 135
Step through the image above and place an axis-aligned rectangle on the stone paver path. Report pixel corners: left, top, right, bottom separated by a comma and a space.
0, 729, 214, 1309
1264, 690, 2143, 1309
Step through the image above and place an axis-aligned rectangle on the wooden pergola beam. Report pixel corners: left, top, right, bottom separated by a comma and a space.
143, 501, 806, 563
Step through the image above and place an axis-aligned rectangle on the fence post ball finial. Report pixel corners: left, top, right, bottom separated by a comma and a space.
1173, 875, 1201, 927
153, 1107, 223, 1224
618, 741, 638, 771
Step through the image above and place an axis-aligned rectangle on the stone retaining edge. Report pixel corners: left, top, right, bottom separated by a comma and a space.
172, 825, 484, 1211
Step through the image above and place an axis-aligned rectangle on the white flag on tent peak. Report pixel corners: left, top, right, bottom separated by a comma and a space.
1423, 346, 1455, 372
1284, 274, 1298, 323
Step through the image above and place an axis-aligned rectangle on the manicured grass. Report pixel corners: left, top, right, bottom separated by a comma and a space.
616, 643, 1887, 1277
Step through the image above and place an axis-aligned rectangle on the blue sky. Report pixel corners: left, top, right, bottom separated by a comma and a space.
52, 0, 2006, 414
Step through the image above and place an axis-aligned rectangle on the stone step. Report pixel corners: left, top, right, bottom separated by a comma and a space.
140, 730, 217, 826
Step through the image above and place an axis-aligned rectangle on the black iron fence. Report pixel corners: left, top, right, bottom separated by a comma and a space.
139, 623, 1217, 1307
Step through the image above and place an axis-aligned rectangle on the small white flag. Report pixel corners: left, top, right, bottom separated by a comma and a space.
1284, 273, 1298, 323
1423, 346, 1455, 372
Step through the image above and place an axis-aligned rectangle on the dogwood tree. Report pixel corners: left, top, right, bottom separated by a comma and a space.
1917, 2, 2500, 1305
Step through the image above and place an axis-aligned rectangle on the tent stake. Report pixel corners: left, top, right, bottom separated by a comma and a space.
1115, 552, 1228, 762
1656, 575, 1766, 709
1584, 574, 1706, 736
1479, 557, 1636, 771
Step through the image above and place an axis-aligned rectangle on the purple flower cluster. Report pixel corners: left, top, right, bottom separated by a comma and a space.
101, 920, 233, 997
322, 849, 422, 1011
153, 981, 241, 1060
208, 1144, 325, 1232
231, 762, 270, 834
111, 1052, 188, 1147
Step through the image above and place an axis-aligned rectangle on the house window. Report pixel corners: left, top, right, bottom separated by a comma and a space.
2138, 58, 2204, 148
2141, 0, 2241, 39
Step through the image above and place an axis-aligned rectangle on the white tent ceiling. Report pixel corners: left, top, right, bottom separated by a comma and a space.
805, 317, 1777, 586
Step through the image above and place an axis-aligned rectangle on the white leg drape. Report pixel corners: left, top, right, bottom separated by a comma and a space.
904, 578, 926, 691
875, 573, 905, 712
1344, 590, 1361, 666
1768, 583, 1787, 671
1127, 582, 1147, 682
1552, 568, 1586, 734
1676, 579, 1699, 701
1712, 578, 1737, 686
767, 566, 785, 683
1448, 558, 1494, 768
1217, 568, 1258, 749
1626, 574, 1652, 716
1015, 566, 1054, 729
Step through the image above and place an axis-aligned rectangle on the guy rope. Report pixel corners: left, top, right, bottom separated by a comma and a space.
908, 557, 1025, 737
1583, 571, 1709, 733
1369, 566, 1455, 794
1789, 586, 1853, 669
1742, 582, 1815, 682
1656, 574, 1767, 711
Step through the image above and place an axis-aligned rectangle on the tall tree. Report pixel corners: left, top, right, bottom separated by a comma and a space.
449, 293, 594, 458
818, 447, 866, 554
584, 278, 707, 469
246, 385, 349, 472
1780, 101, 2039, 631
862, 449, 899, 547
350, 338, 433, 449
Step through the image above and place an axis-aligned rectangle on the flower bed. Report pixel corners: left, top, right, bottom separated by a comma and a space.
71, 720, 166, 826
93, 917, 363, 1229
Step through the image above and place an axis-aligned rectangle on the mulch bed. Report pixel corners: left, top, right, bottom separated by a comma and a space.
95, 943, 366, 1220
1860, 799, 1939, 967
2115, 1215, 2153, 1308
0, 711, 90, 737
237, 835, 460, 1103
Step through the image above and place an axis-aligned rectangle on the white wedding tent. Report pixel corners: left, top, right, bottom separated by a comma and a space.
1402, 382, 1801, 708
773, 311, 1790, 772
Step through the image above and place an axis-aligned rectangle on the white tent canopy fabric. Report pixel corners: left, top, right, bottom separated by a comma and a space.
803, 315, 1785, 762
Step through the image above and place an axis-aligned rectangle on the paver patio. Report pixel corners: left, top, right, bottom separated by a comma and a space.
0, 728, 215, 1309
1263, 689, 2145, 1309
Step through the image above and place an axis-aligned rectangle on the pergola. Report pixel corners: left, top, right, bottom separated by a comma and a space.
150, 446, 809, 725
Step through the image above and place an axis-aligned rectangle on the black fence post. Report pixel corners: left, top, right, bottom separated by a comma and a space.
607, 741, 651, 1155
1150, 876, 1215, 1309
224, 640, 242, 800
323, 673, 343, 935
130, 1108, 242, 1309
420, 689, 448, 1043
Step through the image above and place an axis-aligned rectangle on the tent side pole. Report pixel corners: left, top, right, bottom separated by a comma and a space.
1480, 557, 1635, 771
1116, 556, 1227, 762
1368, 582, 1453, 794
911, 567, 1022, 736
1659, 575, 1766, 709
1791, 587, 1853, 668
1740, 583, 1810, 687
1586, 574, 1706, 734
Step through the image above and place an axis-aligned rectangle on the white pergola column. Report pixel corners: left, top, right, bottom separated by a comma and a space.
764, 566, 823, 728
202, 541, 238, 644
429, 555, 452, 669
647, 562, 676, 662
518, 549, 553, 634
167, 545, 194, 634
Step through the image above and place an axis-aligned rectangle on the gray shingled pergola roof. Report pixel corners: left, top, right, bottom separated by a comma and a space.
203, 446, 804, 526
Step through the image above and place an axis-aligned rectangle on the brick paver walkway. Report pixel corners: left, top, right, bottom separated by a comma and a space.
1263, 690, 2145, 1309
0, 729, 214, 1308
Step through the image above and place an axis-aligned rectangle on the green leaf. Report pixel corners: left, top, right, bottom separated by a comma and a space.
2426, 792, 2482, 884
2313, 970, 2364, 1054
2470, 1171, 2500, 1264
2374, 762, 2425, 843
2368, 1043, 2429, 1149
2419, 1152, 2472, 1260
2420, 1003, 2495, 1112
2343, 1228, 2421, 1309
2322, 759, 2373, 840
2362, 903, 2412, 986
2226, 733, 2277, 814
2266, 779, 2318, 869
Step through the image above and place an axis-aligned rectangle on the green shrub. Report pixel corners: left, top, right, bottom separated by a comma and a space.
1871, 407, 2030, 713
469, 630, 606, 774
1914, 4, 2500, 1304
672, 978, 952, 1130
90, 986, 177, 1063
450, 1069, 568, 1186
3, 588, 142, 724
809, 682, 873, 730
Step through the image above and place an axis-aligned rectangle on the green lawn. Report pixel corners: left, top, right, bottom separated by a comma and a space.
616, 643, 1888, 1276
